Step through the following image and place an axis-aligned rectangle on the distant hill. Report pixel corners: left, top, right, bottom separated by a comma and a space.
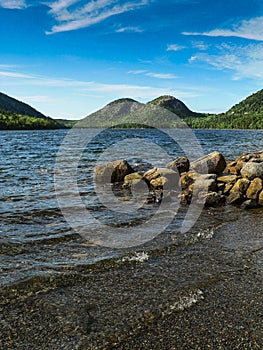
0, 92, 48, 119
187, 89, 263, 129
148, 95, 206, 118
76, 96, 204, 128
0, 92, 63, 129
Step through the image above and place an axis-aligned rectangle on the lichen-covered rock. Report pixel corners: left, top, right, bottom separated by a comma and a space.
150, 176, 168, 189
95, 159, 134, 183
246, 178, 262, 200
167, 156, 190, 174
258, 190, 263, 206
144, 168, 178, 188
241, 162, 263, 180
230, 178, 250, 195
217, 174, 238, 183
191, 151, 226, 174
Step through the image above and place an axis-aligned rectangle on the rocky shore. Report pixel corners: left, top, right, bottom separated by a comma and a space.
95, 150, 263, 210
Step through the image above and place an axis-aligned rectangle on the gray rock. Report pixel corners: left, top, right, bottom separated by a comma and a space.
191, 151, 226, 174
241, 162, 263, 180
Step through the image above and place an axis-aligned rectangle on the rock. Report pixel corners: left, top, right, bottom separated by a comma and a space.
180, 172, 194, 190
217, 174, 238, 183
167, 156, 190, 174
95, 159, 134, 183
123, 172, 143, 186
240, 199, 258, 210
143, 168, 159, 182
194, 177, 218, 192
258, 190, 263, 206
198, 191, 225, 207
226, 191, 244, 205
230, 178, 250, 195
246, 178, 262, 200
150, 176, 168, 189
144, 168, 178, 188
223, 183, 234, 195
241, 162, 263, 180
191, 151, 226, 174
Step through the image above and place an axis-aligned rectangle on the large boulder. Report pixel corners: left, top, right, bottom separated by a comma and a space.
246, 178, 262, 200
166, 157, 190, 174
191, 151, 226, 174
241, 162, 263, 180
95, 160, 134, 183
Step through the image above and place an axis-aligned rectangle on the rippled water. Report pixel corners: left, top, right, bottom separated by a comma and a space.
1, 128, 263, 288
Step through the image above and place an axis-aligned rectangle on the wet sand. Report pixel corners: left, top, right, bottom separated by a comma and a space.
0, 209, 262, 349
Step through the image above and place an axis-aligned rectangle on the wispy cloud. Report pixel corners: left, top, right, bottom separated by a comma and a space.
0, 0, 27, 9
167, 44, 186, 52
46, 0, 149, 34
183, 16, 263, 41
0, 70, 33, 78
81, 82, 198, 99
129, 70, 178, 79
189, 43, 263, 80
116, 26, 143, 33
191, 41, 208, 51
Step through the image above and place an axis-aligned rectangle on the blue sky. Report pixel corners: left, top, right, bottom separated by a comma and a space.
1, 0, 263, 119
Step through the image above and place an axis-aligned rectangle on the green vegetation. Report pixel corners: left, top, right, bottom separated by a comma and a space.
56, 119, 77, 128
186, 113, 263, 129
0, 110, 63, 130
0, 92, 47, 119
186, 89, 263, 129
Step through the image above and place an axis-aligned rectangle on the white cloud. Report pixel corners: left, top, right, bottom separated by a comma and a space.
46, 0, 149, 34
0, 70, 33, 78
129, 70, 177, 79
81, 82, 198, 99
145, 72, 177, 79
183, 16, 263, 41
189, 43, 263, 80
167, 44, 186, 52
0, 0, 26, 8
191, 41, 208, 51
116, 26, 143, 33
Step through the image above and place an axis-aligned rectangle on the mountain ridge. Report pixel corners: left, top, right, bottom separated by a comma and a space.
0, 91, 64, 129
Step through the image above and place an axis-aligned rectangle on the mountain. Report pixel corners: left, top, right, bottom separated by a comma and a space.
0, 92, 63, 129
77, 96, 204, 128
0, 92, 48, 119
77, 98, 144, 128
148, 95, 206, 118
187, 88, 263, 129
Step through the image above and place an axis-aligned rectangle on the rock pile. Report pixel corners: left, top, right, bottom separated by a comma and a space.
94, 151, 263, 209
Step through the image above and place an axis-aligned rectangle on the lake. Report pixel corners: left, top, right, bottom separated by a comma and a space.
0, 128, 262, 349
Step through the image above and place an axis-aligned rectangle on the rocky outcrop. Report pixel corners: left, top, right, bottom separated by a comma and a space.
95, 160, 134, 183
94, 151, 263, 209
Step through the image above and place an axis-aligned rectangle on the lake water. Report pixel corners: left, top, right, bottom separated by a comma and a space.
0, 128, 262, 349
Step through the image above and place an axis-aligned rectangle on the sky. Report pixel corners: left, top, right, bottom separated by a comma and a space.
1, 0, 263, 119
